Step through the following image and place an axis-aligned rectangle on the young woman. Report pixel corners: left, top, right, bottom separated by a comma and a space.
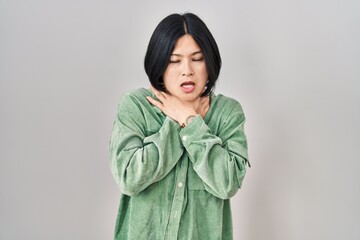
109, 13, 249, 240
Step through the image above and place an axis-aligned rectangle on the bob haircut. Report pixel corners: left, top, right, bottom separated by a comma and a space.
144, 13, 222, 97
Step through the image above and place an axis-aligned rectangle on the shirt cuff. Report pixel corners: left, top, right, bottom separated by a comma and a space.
179, 115, 209, 143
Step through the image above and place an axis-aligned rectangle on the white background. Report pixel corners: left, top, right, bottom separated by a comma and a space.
1, 0, 359, 239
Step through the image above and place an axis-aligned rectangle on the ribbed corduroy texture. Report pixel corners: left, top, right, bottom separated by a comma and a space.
109, 88, 249, 240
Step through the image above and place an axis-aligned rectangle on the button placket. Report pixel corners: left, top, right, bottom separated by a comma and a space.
164, 156, 188, 239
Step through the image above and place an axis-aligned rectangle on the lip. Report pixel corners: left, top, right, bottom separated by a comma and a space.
181, 81, 195, 93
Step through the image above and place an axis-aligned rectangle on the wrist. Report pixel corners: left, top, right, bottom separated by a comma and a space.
180, 114, 197, 128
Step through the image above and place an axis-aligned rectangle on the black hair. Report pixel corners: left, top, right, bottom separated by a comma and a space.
144, 13, 221, 96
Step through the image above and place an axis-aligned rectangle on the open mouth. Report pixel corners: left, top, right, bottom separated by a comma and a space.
181, 81, 195, 93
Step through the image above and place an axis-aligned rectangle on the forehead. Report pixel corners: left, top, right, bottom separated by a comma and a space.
172, 34, 201, 54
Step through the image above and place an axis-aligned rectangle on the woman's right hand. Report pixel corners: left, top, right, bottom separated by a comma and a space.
146, 86, 201, 126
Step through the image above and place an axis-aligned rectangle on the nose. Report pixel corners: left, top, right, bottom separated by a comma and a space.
181, 60, 194, 77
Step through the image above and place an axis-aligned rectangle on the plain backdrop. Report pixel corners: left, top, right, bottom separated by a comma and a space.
1, 0, 359, 239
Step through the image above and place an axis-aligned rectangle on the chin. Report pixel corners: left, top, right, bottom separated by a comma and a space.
168, 88, 204, 102
179, 93, 202, 102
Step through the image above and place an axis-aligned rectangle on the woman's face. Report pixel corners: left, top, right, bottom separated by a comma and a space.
163, 34, 208, 103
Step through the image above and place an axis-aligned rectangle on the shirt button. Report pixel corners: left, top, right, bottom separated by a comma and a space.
178, 182, 183, 188
182, 135, 187, 141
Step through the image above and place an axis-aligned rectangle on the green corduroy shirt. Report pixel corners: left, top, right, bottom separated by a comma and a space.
109, 88, 249, 240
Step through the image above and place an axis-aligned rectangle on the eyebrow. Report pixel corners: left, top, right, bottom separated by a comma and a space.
171, 51, 203, 57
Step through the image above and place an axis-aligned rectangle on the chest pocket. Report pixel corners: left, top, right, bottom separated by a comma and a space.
187, 164, 205, 190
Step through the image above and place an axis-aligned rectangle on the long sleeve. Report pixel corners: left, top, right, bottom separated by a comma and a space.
179, 101, 249, 199
110, 90, 250, 240
109, 92, 184, 196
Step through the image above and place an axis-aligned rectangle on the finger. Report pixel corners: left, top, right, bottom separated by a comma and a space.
150, 86, 166, 100
198, 97, 209, 109
201, 96, 210, 104
146, 96, 163, 110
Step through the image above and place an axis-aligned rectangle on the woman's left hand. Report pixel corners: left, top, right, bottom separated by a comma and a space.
196, 95, 210, 119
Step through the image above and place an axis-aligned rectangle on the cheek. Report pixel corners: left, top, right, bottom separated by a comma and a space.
199, 65, 208, 81
163, 66, 178, 80
163, 70, 177, 91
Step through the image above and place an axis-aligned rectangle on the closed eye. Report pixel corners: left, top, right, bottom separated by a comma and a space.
192, 57, 204, 62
